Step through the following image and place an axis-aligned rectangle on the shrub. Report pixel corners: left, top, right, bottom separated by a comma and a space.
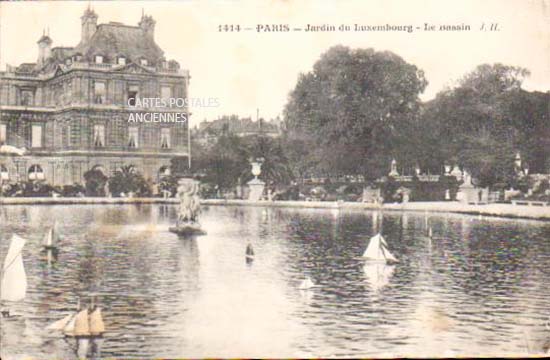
108, 166, 151, 197
13, 181, 57, 197
62, 183, 85, 197
84, 169, 108, 196
158, 175, 179, 197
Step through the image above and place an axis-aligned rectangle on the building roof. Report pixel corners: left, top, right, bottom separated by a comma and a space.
74, 23, 164, 65
5, 9, 181, 77
51, 47, 75, 61
15, 63, 37, 74
198, 116, 281, 136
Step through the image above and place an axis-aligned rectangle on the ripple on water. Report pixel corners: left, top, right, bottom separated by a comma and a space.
0, 205, 549, 358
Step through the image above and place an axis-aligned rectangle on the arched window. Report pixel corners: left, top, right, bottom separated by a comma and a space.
117, 56, 126, 65
28, 164, 44, 181
0, 164, 8, 180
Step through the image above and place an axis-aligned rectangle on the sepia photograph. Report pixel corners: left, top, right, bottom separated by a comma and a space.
0, 0, 549, 358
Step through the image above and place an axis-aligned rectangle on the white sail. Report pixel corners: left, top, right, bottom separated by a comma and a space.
362, 234, 384, 260
43, 228, 53, 247
43, 222, 58, 248
89, 308, 105, 335
47, 313, 74, 330
63, 313, 77, 336
73, 308, 91, 336
364, 262, 395, 293
363, 233, 398, 263
381, 244, 398, 263
1, 234, 27, 302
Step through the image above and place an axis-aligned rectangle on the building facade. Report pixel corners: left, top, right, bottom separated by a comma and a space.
195, 115, 283, 147
0, 7, 189, 188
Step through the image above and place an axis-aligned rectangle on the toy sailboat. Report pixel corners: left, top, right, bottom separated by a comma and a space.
245, 243, 255, 261
1, 234, 28, 317
43, 221, 59, 250
48, 298, 105, 337
362, 233, 399, 264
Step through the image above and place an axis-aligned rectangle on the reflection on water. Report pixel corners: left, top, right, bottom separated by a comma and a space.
0, 205, 549, 358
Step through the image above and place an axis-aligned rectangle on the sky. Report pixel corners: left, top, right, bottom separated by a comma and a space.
1, 0, 549, 125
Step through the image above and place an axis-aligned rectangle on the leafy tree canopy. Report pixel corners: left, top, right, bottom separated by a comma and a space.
284, 45, 428, 180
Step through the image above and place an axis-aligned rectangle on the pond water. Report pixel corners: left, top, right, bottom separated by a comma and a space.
0, 204, 549, 358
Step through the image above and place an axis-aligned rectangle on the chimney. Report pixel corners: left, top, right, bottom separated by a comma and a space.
81, 6, 98, 43
37, 29, 52, 66
139, 11, 156, 39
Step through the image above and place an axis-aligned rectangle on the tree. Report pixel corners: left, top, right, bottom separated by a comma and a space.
83, 168, 108, 196
108, 165, 151, 197
194, 133, 249, 192
243, 135, 294, 185
422, 63, 542, 188
284, 45, 428, 180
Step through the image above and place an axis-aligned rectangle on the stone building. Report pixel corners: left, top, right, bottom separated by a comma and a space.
0, 7, 189, 187
195, 115, 283, 147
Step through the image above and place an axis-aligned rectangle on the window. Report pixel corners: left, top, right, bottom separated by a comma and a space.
0, 164, 8, 181
94, 81, 106, 104
31, 125, 42, 148
65, 58, 72, 65
66, 82, 73, 102
20, 90, 34, 106
117, 57, 126, 65
128, 127, 138, 148
28, 164, 44, 181
93, 124, 105, 147
95, 55, 103, 64
160, 128, 171, 149
0, 123, 6, 145
127, 85, 139, 106
160, 86, 172, 102
140, 59, 148, 66
142, 126, 155, 147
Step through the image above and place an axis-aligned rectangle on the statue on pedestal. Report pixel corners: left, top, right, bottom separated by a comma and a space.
169, 178, 206, 237
389, 158, 399, 177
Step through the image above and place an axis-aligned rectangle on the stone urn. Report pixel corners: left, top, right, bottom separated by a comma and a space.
247, 159, 265, 201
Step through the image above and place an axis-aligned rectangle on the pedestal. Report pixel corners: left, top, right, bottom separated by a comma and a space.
247, 178, 265, 201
